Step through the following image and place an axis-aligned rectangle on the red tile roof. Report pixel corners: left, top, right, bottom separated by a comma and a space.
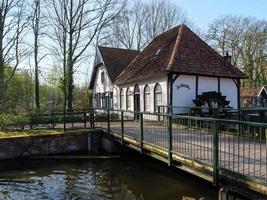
89, 46, 139, 89
240, 86, 267, 97
115, 24, 246, 85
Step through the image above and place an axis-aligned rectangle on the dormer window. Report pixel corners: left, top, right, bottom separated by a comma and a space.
155, 48, 161, 56
152, 48, 162, 59
101, 71, 105, 83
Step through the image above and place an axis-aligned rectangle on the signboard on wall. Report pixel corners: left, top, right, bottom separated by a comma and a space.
177, 84, 191, 90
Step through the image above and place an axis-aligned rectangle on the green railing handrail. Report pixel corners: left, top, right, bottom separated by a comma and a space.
106, 108, 267, 128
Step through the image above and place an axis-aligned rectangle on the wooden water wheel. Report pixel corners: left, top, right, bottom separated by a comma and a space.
192, 91, 231, 117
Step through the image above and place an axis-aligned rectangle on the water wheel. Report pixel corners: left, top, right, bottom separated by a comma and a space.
192, 91, 230, 117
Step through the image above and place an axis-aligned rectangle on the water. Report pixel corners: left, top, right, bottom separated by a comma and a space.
0, 153, 217, 200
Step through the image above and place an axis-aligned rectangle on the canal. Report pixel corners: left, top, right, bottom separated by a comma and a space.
0, 152, 217, 200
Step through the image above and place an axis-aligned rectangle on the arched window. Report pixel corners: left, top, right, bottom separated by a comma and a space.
126, 87, 131, 110
154, 83, 162, 112
134, 85, 140, 94
120, 88, 124, 109
144, 85, 151, 112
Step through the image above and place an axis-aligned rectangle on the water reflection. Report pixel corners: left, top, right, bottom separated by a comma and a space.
0, 154, 217, 200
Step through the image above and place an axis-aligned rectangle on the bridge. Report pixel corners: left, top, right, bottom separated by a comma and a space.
90, 108, 267, 197
23, 108, 267, 197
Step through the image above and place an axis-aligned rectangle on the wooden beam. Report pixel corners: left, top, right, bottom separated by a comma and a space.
195, 75, 199, 98
218, 77, 221, 93
233, 78, 238, 87
237, 79, 241, 109
167, 73, 173, 113
172, 74, 180, 84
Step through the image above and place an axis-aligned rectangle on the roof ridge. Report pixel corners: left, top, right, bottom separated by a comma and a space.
98, 45, 140, 52
166, 25, 184, 71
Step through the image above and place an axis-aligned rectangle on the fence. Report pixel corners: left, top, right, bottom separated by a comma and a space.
1, 108, 266, 190
0, 109, 94, 132
94, 108, 267, 188
157, 105, 267, 123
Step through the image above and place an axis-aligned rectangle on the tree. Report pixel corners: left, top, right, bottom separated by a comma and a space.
100, 0, 196, 50
31, 0, 42, 111
0, 0, 30, 109
206, 15, 267, 86
4, 66, 33, 112
47, 0, 126, 110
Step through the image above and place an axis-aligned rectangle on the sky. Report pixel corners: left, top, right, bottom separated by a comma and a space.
170, 0, 267, 30
20, 0, 267, 87
77, 0, 267, 86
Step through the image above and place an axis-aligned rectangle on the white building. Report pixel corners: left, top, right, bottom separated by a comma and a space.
89, 46, 140, 109
90, 24, 246, 115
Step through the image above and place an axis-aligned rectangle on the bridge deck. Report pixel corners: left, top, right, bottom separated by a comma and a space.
95, 119, 267, 193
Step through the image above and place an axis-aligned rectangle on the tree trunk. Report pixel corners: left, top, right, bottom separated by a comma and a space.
34, 0, 40, 111
66, 0, 74, 111
0, 25, 4, 109
34, 49, 40, 111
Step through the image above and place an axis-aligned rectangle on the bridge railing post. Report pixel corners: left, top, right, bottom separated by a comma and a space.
83, 111, 86, 128
107, 109, 110, 133
140, 112, 144, 153
213, 120, 219, 187
63, 109, 66, 132
121, 111, 124, 144
266, 129, 267, 182
167, 112, 173, 166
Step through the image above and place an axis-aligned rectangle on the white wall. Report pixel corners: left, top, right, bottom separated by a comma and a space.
198, 76, 218, 94
220, 78, 238, 108
93, 65, 115, 108
117, 76, 168, 112
93, 66, 113, 94
172, 75, 196, 114
172, 75, 239, 114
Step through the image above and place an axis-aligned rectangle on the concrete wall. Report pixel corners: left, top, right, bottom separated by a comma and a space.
0, 133, 90, 160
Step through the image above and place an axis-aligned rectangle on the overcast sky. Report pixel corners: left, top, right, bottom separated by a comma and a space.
170, 0, 267, 30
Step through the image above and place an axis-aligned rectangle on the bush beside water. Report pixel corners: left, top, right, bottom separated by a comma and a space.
0, 113, 29, 131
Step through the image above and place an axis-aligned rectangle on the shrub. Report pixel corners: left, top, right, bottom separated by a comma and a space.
0, 114, 14, 131
0, 113, 30, 131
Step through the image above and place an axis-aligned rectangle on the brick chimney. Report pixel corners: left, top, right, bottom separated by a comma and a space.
223, 51, 232, 63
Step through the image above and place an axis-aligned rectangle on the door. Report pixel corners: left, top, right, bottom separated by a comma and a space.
134, 85, 140, 119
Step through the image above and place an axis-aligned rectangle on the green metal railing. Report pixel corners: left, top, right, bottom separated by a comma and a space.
157, 105, 267, 123
28, 109, 94, 131
94, 108, 267, 188
5, 107, 266, 190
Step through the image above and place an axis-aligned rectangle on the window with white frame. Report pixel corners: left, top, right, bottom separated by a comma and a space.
126, 87, 131, 110
144, 85, 151, 112
120, 88, 124, 109
154, 83, 162, 112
